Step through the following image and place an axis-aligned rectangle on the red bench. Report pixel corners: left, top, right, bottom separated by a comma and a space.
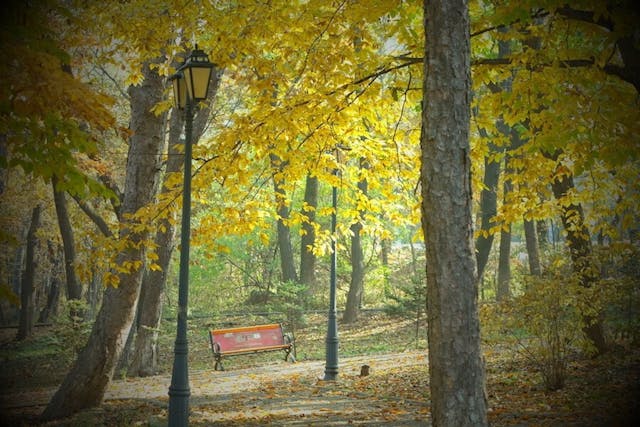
208, 323, 295, 371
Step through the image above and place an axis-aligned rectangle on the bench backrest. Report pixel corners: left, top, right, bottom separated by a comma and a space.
210, 323, 286, 353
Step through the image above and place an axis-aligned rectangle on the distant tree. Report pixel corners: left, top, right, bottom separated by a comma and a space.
270, 153, 298, 284
299, 174, 318, 292
16, 205, 40, 340
343, 157, 369, 323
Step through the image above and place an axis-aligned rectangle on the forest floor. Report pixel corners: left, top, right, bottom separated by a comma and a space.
1, 312, 639, 426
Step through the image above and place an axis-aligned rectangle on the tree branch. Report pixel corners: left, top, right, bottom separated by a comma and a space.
71, 195, 114, 237
98, 173, 122, 220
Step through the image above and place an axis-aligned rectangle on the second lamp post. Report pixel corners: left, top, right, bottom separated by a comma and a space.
168, 46, 213, 427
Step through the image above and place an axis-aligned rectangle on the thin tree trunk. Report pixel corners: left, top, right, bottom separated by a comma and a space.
523, 219, 542, 276
381, 236, 390, 285
497, 156, 513, 301
421, 0, 488, 425
17, 205, 40, 340
270, 153, 298, 283
475, 35, 511, 280
537, 219, 549, 248
52, 176, 82, 301
343, 158, 368, 323
550, 169, 607, 354
299, 174, 318, 292
38, 242, 62, 323
41, 60, 165, 420
497, 226, 512, 301
475, 155, 500, 280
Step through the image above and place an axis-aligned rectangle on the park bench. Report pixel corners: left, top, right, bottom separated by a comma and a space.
208, 323, 295, 371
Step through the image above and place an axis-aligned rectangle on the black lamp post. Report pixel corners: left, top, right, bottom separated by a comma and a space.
168, 46, 213, 427
324, 153, 342, 381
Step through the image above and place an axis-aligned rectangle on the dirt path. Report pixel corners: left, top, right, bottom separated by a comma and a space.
1, 351, 431, 426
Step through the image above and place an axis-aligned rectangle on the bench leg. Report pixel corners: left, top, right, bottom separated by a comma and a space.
284, 347, 296, 363
214, 356, 224, 371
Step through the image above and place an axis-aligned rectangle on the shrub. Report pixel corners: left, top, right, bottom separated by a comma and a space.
482, 255, 590, 391
51, 300, 92, 361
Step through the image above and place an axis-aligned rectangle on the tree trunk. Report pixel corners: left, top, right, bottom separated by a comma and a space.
474, 35, 511, 280
17, 205, 40, 340
497, 226, 512, 301
475, 155, 500, 280
497, 153, 515, 301
537, 219, 549, 248
550, 170, 607, 354
299, 174, 318, 291
523, 219, 542, 276
51, 176, 83, 301
421, 1, 488, 425
381, 236, 390, 290
0, 136, 6, 195
38, 242, 62, 323
343, 158, 368, 323
270, 153, 298, 283
126, 110, 181, 377
41, 60, 165, 420
124, 67, 220, 377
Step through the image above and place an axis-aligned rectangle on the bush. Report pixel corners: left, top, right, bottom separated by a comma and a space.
482, 255, 588, 391
597, 243, 640, 344
51, 300, 92, 361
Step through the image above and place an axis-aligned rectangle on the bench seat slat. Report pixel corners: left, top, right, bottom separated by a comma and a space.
215, 344, 291, 355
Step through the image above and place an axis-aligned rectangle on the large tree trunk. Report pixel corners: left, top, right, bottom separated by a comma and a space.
124, 111, 181, 377
126, 68, 220, 377
343, 158, 368, 323
52, 176, 83, 301
41, 61, 165, 420
421, 1, 488, 425
17, 205, 40, 340
270, 153, 298, 283
299, 174, 318, 291
550, 169, 607, 354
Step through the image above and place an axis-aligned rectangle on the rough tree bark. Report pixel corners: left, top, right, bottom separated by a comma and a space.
41, 61, 165, 420
421, 0, 488, 425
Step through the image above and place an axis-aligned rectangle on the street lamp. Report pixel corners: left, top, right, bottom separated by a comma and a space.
324, 147, 347, 381
168, 45, 213, 427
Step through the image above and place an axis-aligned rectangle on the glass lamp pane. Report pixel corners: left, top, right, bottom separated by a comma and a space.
184, 66, 212, 101
172, 75, 187, 109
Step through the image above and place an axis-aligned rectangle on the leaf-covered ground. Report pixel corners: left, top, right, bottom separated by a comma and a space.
1, 312, 639, 426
